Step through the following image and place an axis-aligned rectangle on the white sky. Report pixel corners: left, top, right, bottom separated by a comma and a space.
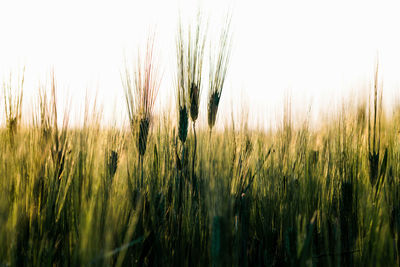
1, 0, 400, 129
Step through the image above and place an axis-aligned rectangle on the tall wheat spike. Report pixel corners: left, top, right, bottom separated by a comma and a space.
176, 11, 207, 185
208, 14, 232, 131
3, 68, 25, 143
123, 33, 161, 186
367, 60, 386, 197
176, 22, 189, 145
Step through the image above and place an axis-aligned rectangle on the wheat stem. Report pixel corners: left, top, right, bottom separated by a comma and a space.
192, 121, 197, 194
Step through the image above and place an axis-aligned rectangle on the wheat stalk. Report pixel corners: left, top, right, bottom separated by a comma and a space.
176, 22, 189, 145
208, 14, 232, 131
176, 11, 207, 187
3, 68, 25, 143
123, 33, 161, 187
123, 33, 161, 154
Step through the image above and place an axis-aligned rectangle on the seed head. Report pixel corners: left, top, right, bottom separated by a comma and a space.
208, 91, 220, 129
178, 106, 188, 143
207, 13, 232, 131
138, 117, 150, 156
107, 150, 119, 178
123, 33, 161, 157
189, 82, 200, 122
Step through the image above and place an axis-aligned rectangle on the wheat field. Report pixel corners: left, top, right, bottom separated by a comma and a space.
1, 11, 400, 267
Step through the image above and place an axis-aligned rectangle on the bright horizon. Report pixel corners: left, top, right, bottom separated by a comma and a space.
1, 0, 400, 129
